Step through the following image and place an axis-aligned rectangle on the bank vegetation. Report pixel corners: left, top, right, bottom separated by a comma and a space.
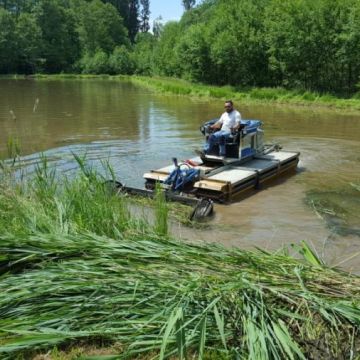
28, 74, 360, 113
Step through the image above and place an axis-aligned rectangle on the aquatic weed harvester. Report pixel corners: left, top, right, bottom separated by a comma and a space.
112, 119, 300, 220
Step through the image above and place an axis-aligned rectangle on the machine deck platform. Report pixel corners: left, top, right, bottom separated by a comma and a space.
144, 150, 300, 202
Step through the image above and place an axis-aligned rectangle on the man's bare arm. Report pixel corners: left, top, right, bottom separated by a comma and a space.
210, 122, 222, 130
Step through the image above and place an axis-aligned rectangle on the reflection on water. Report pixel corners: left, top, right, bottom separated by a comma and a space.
0, 79, 360, 272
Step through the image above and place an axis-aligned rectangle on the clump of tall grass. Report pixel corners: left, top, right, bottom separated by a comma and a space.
0, 135, 21, 170
1, 159, 360, 359
0, 154, 155, 239
154, 182, 168, 236
249, 87, 290, 100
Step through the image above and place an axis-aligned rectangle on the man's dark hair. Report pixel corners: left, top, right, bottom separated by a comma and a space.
225, 100, 233, 106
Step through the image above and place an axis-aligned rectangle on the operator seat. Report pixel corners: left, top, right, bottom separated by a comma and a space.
224, 123, 246, 158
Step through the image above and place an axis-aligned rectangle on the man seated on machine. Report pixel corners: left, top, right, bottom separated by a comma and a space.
198, 100, 241, 158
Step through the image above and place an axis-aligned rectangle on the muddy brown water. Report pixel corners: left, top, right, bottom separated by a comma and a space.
1, 78, 359, 272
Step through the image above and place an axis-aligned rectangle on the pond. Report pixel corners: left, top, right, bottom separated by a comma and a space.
1, 78, 359, 271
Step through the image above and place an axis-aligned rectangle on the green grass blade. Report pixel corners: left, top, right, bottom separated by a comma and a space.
198, 316, 207, 360
213, 304, 227, 350
159, 307, 183, 360
272, 320, 305, 360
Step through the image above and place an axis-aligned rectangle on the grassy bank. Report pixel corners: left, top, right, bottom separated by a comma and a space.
127, 76, 360, 112
1, 158, 360, 359
26, 74, 360, 113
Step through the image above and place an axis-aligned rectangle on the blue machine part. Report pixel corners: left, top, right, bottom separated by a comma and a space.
240, 120, 262, 134
239, 120, 262, 158
241, 147, 256, 158
164, 166, 200, 191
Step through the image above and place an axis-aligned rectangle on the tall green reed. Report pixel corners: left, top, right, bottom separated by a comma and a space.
33, 154, 57, 201
154, 182, 168, 236
0, 135, 21, 174
0, 153, 136, 238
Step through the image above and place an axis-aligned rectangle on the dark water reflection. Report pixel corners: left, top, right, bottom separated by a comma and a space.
1, 79, 359, 272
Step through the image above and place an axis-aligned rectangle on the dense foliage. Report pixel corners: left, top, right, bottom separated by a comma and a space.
0, 0, 144, 73
154, 0, 360, 95
1, 0, 360, 94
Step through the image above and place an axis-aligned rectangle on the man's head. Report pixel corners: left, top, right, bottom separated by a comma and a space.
224, 100, 234, 113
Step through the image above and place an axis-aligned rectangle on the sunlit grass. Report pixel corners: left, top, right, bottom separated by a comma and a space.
1, 156, 360, 359
125, 76, 360, 113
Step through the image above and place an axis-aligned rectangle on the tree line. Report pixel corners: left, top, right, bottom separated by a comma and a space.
155, 0, 360, 95
1, 0, 360, 95
0, 0, 150, 74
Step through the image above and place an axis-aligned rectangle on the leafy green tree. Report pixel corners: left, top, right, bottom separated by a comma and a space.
15, 12, 42, 73
80, 49, 109, 73
182, 0, 196, 11
33, 0, 80, 73
208, 31, 241, 85
175, 24, 210, 82
264, 0, 360, 93
101, 0, 139, 42
153, 21, 182, 77
205, 0, 269, 86
109, 45, 135, 74
333, 0, 360, 94
0, 8, 17, 73
139, 0, 150, 32
133, 32, 155, 74
1, 0, 359, 93
77, 0, 129, 55
179, 0, 214, 28
0, 0, 37, 14
265, 0, 322, 89
153, 0, 269, 86
101, 0, 127, 13
127, 0, 139, 42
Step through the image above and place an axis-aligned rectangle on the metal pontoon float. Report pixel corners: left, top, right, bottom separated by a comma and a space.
116, 119, 300, 219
